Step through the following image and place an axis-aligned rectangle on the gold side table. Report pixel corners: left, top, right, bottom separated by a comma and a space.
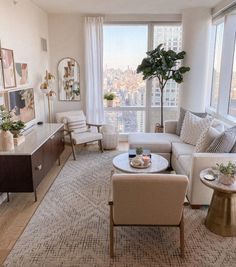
200, 168, 236, 237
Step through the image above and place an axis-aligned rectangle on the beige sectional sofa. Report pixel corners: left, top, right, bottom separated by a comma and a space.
128, 120, 236, 207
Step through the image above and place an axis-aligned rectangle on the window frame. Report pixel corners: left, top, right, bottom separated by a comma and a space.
103, 21, 182, 137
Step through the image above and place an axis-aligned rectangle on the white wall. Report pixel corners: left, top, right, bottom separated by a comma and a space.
48, 14, 85, 117
0, 0, 49, 122
180, 8, 211, 112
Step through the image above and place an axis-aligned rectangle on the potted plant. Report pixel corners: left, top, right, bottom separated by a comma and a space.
136, 147, 143, 156
216, 162, 236, 185
137, 44, 190, 132
10, 120, 26, 138
0, 106, 14, 151
0, 105, 26, 150
104, 92, 116, 107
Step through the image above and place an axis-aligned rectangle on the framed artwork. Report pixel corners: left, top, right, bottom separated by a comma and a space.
1, 48, 16, 89
0, 61, 3, 90
15, 62, 29, 86
8, 88, 35, 123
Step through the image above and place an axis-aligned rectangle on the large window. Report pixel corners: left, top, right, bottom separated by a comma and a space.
210, 22, 224, 109
208, 13, 236, 122
103, 23, 182, 133
228, 39, 236, 117
103, 25, 147, 132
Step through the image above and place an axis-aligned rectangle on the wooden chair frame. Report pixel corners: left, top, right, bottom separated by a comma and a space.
108, 197, 185, 258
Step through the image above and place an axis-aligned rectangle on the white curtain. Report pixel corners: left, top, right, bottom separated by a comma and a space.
85, 16, 104, 125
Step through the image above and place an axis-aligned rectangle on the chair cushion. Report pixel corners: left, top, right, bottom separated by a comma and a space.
72, 132, 102, 145
180, 111, 212, 146
176, 107, 207, 136
67, 115, 88, 133
172, 142, 195, 159
128, 133, 181, 153
206, 126, 236, 153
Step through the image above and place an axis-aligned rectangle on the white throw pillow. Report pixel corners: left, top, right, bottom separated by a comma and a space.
180, 111, 212, 146
195, 126, 222, 152
67, 115, 88, 133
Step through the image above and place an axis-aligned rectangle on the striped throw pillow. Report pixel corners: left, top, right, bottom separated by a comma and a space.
206, 126, 236, 153
67, 115, 88, 133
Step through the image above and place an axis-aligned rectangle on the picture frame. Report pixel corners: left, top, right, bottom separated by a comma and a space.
15, 62, 29, 87
1, 48, 16, 89
8, 88, 35, 124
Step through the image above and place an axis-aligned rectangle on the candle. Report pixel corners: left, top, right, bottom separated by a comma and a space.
142, 155, 150, 166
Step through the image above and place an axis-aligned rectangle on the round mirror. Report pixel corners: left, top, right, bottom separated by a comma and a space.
57, 58, 80, 101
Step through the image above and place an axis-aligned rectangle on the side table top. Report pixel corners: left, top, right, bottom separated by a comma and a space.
113, 153, 168, 173
200, 168, 236, 193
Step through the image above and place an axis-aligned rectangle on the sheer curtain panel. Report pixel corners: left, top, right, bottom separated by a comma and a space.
85, 16, 104, 124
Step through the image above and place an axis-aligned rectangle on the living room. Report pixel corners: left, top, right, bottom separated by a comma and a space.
0, 0, 236, 266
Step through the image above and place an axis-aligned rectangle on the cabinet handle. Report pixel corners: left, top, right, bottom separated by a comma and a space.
35, 164, 42, 171
50, 135, 55, 140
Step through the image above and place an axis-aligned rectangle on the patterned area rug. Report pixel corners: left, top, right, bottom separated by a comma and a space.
3, 150, 236, 267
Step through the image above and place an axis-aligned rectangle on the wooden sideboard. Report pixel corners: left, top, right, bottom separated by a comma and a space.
0, 123, 65, 201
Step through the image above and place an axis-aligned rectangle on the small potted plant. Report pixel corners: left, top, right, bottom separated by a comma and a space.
0, 106, 14, 151
104, 92, 116, 107
216, 161, 236, 185
136, 147, 143, 156
10, 120, 26, 138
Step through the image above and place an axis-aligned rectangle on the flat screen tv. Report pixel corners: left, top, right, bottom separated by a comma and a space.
8, 88, 36, 129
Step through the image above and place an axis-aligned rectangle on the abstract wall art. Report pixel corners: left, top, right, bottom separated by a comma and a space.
15, 63, 29, 86
1, 48, 16, 89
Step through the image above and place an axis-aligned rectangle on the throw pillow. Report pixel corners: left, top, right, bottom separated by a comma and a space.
195, 126, 222, 152
67, 115, 88, 133
176, 107, 207, 136
206, 126, 236, 153
180, 111, 212, 146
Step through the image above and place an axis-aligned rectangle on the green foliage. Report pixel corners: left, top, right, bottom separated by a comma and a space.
137, 44, 190, 127
136, 147, 143, 155
216, 162, 236, 176
104, 93, 116, 100
137, 44, 190, 86
0, 105, 25, 133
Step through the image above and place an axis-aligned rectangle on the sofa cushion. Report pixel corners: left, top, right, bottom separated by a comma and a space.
178, 155, 192, 176
176, 107, 207, 136
206, 126, 236, 153
128, 133, 181, 153
180, 111, 212, 146
195, 126, 222, 152
172, 142, 195, 159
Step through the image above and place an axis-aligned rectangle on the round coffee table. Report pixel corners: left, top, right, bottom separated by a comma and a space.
113, 153, 168, 173
200, 168, 236, 236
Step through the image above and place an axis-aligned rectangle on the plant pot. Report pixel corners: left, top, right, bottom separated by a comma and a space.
1, 130, 14, 151
218, 173, 235, 185
107, 100, 113, 107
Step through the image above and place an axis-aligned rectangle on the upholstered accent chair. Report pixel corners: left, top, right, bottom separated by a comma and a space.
109, 173, 188, 257
56, 110, 103, 160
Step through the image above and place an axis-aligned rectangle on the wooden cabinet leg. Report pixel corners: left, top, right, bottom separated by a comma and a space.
58, 156, 61, 166
34, 190, 37, 202
7, 192, 10, 202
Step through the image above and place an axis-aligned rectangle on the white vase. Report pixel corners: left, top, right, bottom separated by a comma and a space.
218, 173, 235, 185
107, 100, 113, 107
1, 130, 14, 151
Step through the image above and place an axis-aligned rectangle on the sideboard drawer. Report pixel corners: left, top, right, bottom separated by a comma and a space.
31, 146, 44, 189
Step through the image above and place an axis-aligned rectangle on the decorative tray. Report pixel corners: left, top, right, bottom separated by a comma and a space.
130, 161, 151, 169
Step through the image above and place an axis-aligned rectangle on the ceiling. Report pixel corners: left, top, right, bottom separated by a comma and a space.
32, 0, 222, 14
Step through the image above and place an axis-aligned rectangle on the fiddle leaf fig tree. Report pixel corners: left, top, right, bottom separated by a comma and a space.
137, 44, 190, 128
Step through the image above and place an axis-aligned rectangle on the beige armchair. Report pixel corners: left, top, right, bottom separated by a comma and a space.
109, 173, 188, 257
56, 110, 103, 160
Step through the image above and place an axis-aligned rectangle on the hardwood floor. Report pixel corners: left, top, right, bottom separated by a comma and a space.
0, 142, 128, 265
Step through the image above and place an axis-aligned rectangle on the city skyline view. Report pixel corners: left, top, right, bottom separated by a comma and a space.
103, 24, 182, 133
